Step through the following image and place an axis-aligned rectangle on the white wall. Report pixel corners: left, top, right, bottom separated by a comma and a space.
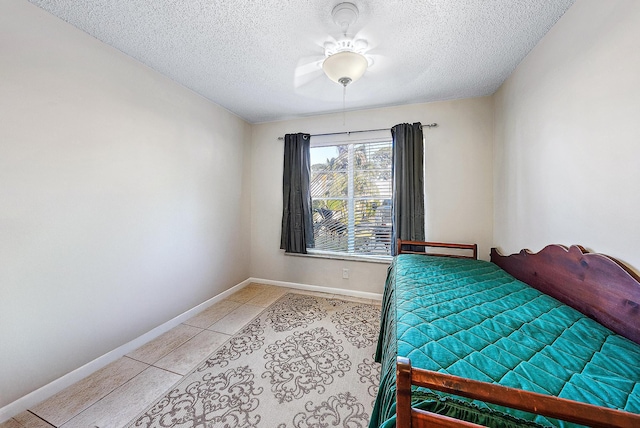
251, 98, 494, 294
0, 1, 251, 409
15, 0, 637, 414
493, 0, 640, 272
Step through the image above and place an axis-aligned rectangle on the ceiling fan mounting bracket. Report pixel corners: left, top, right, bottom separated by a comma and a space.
332, 2, 359, 35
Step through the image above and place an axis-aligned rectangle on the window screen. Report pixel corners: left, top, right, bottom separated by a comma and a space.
309, 140, 392, 256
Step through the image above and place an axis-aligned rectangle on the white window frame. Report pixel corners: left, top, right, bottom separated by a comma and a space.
307, 130, 393, 261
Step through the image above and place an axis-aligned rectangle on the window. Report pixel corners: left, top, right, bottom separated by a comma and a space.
309, 139, 392, 257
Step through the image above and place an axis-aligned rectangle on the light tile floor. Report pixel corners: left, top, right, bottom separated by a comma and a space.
2, 284, 381, 428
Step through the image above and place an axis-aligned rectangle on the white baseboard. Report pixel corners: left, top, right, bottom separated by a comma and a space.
0, 279, 252, 423
249, 277, 383, 301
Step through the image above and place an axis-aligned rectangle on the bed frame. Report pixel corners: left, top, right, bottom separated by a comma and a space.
396, 357, 640, 428
396, 240, 478, 260
394, 240, 640, 428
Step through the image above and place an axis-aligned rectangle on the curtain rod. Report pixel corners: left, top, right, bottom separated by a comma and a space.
276, 123, 438, 140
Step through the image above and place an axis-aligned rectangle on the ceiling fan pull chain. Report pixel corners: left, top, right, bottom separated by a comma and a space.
343, 84, 346, 125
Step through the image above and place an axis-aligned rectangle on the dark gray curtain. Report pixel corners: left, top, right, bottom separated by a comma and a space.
280, 133, 314, 253
391, 123, 425, 255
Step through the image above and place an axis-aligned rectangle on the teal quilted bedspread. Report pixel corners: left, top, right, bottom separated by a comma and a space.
371, 255, 640, 427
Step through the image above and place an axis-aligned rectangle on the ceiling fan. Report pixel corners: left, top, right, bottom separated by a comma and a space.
294, 2, 374, 89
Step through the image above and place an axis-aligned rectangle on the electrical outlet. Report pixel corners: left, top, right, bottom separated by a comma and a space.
342, 268, 349, 279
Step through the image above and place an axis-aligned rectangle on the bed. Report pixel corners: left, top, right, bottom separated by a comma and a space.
371, 240, 640, 427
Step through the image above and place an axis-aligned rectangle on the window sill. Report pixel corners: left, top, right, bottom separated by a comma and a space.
285, 250, 392, 264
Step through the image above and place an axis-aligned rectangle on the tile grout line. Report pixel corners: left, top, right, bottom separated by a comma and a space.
123, 291, 382, 427
148, 364, 184, 378
28, 356, 152, 428
61, 365, 173, 428
19, 288, 380, 428
148, 328, 231, 377
13, 290, 237, 427
27, 411, 55, 428
119, 355, 152, 366
120, 302, 273, 427
125, 325, 206, 366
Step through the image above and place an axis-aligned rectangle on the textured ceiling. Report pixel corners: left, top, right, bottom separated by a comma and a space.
29, 0, 574, 123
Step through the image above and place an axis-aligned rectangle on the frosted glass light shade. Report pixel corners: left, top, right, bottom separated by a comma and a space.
322, 51, 368, 86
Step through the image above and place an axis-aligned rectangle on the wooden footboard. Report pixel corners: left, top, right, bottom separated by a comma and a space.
397, 239, 477, 260
396, 357, 640, 428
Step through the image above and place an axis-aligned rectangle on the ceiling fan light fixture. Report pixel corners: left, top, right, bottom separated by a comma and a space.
322, 50, 368, 86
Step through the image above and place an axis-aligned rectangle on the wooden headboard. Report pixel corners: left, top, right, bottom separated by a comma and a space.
491, 245, 640, 345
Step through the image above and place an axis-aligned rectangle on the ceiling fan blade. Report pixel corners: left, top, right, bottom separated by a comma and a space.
293, 56, 325, 88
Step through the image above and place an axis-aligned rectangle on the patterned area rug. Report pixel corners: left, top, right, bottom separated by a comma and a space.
127, 293, 382, 428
